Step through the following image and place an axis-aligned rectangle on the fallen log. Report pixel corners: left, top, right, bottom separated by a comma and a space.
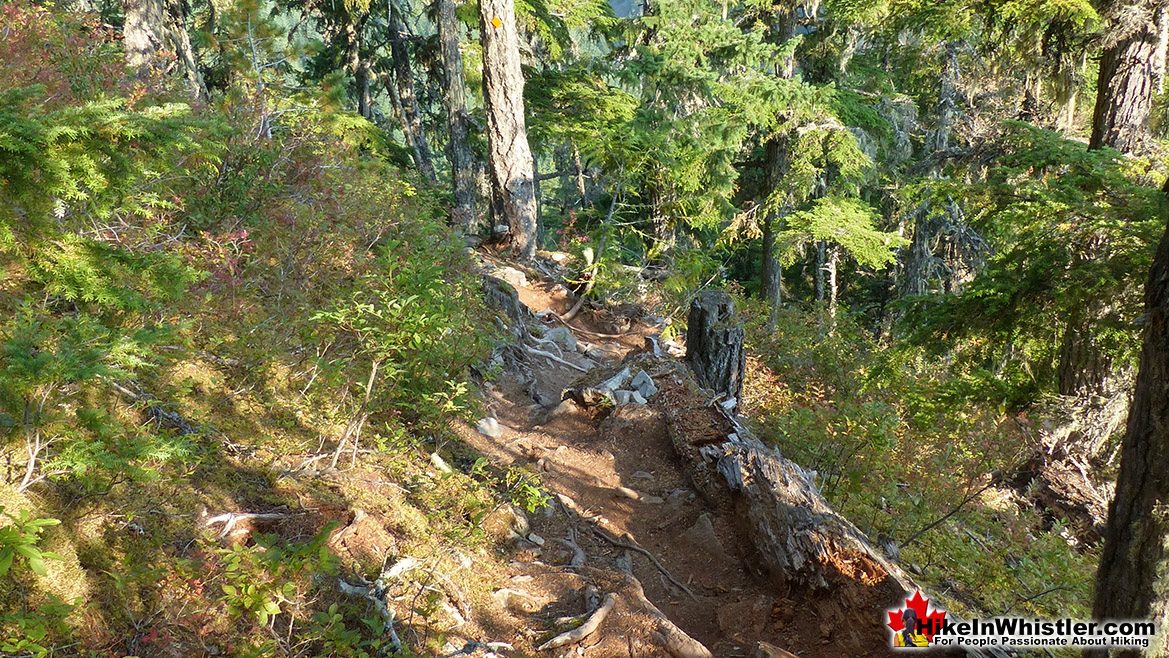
663, 294, 1011, 658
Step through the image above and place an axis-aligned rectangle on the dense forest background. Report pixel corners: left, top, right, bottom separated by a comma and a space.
2, 0, 1169, 654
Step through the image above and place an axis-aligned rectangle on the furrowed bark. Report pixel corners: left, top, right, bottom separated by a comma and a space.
479, 0, 539, 259
438, 0, 476, 229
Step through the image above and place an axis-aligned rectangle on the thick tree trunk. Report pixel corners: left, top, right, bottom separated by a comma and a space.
438, 0, 476, 229
123, 0, 206, 100
479, 0, 539, 260
684, 291, 745, 409
1089, 0, 1158, 153
1088, 186, 1169, 658
1061, 0, 1155, 401
388, 1, 437, 183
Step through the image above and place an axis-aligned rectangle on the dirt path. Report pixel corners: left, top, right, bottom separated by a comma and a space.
454, 262, 898, 658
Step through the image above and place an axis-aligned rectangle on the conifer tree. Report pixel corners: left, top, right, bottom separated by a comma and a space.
479, 0, 539, 259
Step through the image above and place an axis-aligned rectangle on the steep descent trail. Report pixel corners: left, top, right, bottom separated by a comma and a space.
455, 257, 899, 658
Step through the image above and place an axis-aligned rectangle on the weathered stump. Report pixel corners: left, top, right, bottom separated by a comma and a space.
685, 291, 745, 409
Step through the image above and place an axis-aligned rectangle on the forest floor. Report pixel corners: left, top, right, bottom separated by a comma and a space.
431, 254, 900, 658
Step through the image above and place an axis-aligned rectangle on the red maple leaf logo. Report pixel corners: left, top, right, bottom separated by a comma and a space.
887, 590, 947, 642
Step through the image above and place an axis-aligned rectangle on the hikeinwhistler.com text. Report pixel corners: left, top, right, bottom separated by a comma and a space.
925, 618, 1156, 650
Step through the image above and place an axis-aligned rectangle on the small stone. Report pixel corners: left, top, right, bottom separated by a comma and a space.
630, 370, 659, 398
642, 496, 665, 504
476, 417, 503, 438
612, 390, 647, 406
492, 588, 540, 613
510, 506, 530, 535
632, 471, 655, 481
614, 486, 640, 500
546, 399, 583, 419
527, 533, 545, 546
753, 642, 800, 658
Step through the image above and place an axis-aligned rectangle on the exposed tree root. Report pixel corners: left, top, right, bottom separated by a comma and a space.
536, 592, 616, 651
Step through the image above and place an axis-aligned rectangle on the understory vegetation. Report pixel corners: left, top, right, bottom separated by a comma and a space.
1, 7, 508, 654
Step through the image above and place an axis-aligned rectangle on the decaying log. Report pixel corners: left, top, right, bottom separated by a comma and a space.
684, 291, 745, 410
663, 300, 1011, 658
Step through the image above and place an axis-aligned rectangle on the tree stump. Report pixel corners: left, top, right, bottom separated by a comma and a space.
685, 291, 745, 409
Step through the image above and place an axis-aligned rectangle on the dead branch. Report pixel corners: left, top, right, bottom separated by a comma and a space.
337, 577, 403, 653
203, 511, 290, 539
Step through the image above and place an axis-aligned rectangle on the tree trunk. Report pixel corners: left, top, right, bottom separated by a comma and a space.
761, 213, 781, 329
1061, 0, 1156, 399
123, 0, 206, 101
684, 291, 745, 409
900, 41, 962, 299
479, 0, 539, 260
1055, 52, 1087, 134
761, 133, 789, 330
438, 0, 476, 229
388, 1, 437, 183
342, 15, 372, 119
1155, 5, 1169, 95
814, 239, 826, 304
1087, 185, 1169, 658
573, 147, 588, 201
826, 244, 839, 325
1088, 0, 1158, 153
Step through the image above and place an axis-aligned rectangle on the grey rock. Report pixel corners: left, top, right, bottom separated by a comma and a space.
596, 367, 632, 392
679, 513, 728, 558
476, 417, 503, 438
612, 390, 647, 406
543, 326, 577, 351
632, 471, 655, 481
492, 265, 528, 288
630, 370, 659, 398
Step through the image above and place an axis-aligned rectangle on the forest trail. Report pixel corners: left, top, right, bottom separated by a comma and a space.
453, 257, 899, 658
